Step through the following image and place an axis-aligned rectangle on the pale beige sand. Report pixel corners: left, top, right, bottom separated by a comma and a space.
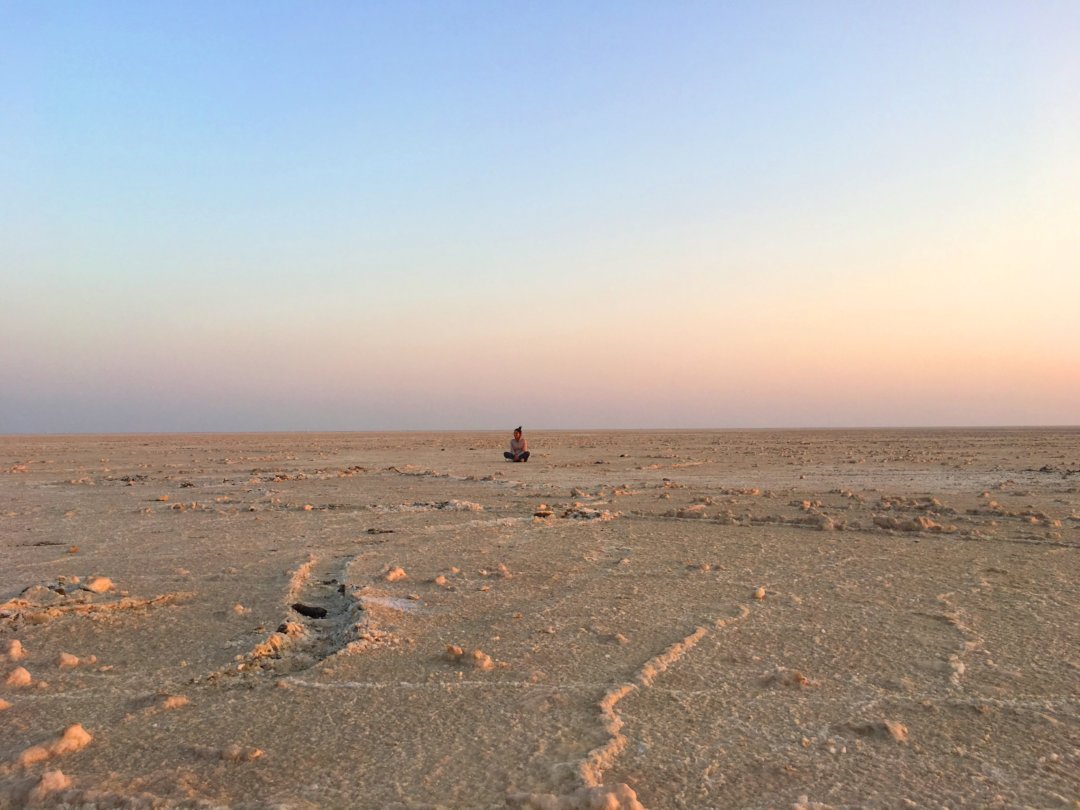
1, 429, 1078, 809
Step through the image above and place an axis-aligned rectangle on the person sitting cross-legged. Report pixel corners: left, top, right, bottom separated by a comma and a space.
503, 426, 530, 462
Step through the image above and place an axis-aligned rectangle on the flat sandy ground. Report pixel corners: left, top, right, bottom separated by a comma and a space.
1, 430, 1078, 809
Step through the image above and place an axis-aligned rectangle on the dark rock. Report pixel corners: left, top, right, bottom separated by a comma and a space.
291, 602, 327, 619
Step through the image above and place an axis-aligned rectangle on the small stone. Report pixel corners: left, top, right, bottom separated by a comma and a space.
753, 586, 766, 600
384, 566, 407, 583
6, 666, 32, 687
446, 645, 464, 660
7, 639, 26, 661
18, 745, 51, 767
29, 769, 71, 802
848, 719, 909, 743
884, 720, 909, 743
0, 698, 11, 711
50, 724, 92, 755
471, 650, 494, 671
220, 744, 263, 762
161, 695, 189, 710
67, 546, 79, 554
57, 653, 80, 669
302, 504, 314, 511
84, 577, 114, 594
763, 667, 811, 687
433, 574, 449, 587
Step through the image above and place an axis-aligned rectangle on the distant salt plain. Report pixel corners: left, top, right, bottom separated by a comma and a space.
1, 429, 1078, 808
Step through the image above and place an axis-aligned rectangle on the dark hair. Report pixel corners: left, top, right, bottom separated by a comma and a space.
514, 426, 522, 433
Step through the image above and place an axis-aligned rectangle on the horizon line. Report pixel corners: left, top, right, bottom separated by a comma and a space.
3, 424, 1079, 439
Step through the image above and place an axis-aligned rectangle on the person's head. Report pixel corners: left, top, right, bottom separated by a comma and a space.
513, 427, 522, 438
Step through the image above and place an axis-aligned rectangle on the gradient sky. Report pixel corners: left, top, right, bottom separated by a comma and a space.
2, 1, 1078, 432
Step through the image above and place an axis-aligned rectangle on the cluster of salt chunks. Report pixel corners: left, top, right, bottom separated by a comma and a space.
2, 638, 93, 802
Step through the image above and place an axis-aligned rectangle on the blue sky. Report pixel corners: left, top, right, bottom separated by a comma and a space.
2, 1, 1078, 432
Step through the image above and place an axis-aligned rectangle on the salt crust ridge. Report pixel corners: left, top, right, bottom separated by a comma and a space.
508, 603, 754, 809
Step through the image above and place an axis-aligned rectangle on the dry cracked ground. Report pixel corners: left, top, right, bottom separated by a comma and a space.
1, 429, 1078, 809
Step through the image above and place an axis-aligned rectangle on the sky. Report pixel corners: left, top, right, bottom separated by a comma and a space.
2, 1, 1078, 432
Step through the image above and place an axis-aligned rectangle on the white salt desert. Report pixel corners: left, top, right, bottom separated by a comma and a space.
1, 429, 1078, 808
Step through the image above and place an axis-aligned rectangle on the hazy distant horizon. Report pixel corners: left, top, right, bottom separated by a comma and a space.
3, 423, 1078, 439
3, 2, 1077, 434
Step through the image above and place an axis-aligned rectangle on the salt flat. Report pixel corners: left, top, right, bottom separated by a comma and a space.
1, 429, 1078, 809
